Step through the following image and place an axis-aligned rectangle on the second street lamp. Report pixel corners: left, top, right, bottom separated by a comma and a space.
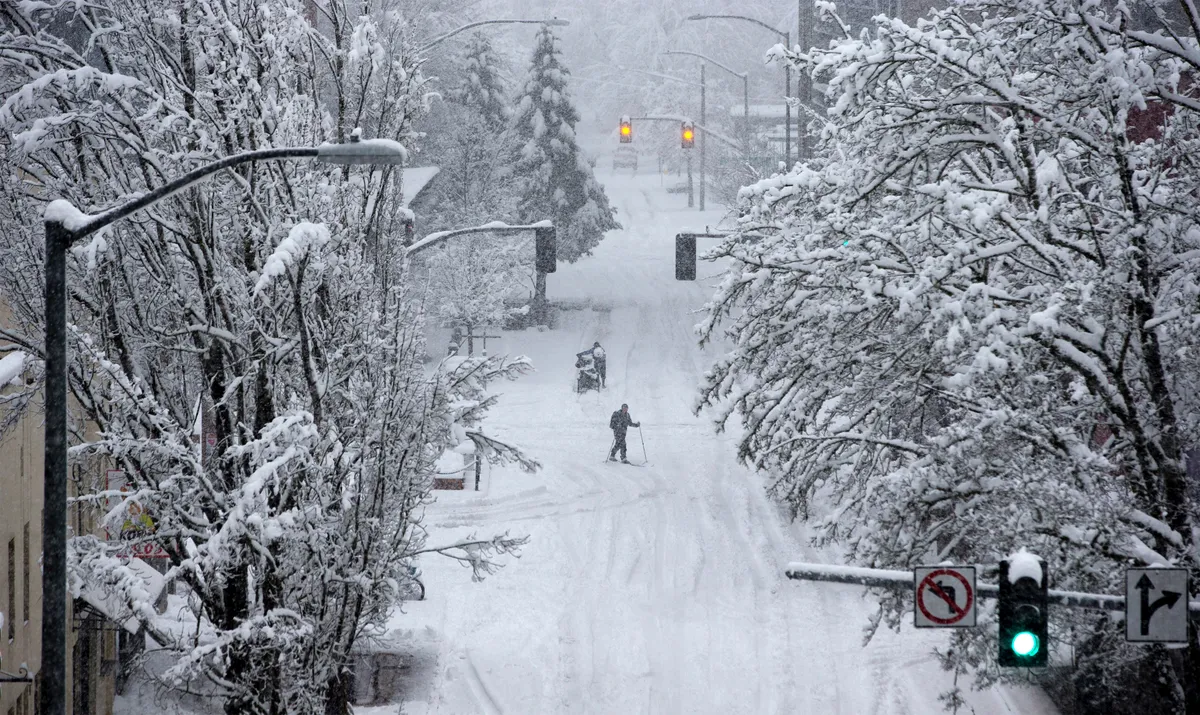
417, 18, 569, 55
38, 135, 405, 715
687, 13, 791, 168
663, 50, 750, 149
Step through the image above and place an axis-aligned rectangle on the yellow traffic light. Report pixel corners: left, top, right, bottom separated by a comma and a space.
681, 122, 695, 149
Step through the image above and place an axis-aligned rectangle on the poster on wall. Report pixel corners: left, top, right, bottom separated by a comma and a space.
105, 469, 168, 558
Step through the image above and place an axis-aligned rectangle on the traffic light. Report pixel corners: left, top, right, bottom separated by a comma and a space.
619, 117, 632, 143
535, 226, 557, 274
681, 121, 695, 149
675, 233, 696, 280
402, 216, 414, 246
998, 558, 1048, 667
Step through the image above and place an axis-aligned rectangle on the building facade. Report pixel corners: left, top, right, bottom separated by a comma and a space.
0, 300, 43, 715
1, 301, 120, 715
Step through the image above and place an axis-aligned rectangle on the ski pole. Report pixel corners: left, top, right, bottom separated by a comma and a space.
638, 426, 647, 463
607, 436, 616, 461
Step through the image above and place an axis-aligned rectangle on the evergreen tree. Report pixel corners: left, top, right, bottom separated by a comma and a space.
512, 26, 619, 263
452, 32, 511, 131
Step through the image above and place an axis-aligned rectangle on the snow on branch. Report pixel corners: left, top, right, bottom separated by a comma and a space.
415, 532, 529, 582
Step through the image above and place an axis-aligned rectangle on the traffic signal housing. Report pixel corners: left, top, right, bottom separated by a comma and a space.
619, 116, 632, 143
681, 121, 695, 149
535, 226, 557, 274
675, 233, 696, 280
998, 558, 1048, 667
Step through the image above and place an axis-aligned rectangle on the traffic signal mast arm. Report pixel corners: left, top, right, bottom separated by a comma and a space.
784, 561, 1198, 614
404, 221, 554, 258
626, 115, 743, 152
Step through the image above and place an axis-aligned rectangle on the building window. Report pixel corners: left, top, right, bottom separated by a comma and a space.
7, 537, 14, 641
22, 523, 30, 624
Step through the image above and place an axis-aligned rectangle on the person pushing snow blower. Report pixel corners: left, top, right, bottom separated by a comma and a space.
591, 342, 606, 388
576, 341, 607, 390
608, 403, 640, 463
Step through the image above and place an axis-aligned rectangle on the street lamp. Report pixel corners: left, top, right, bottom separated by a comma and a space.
417, 18, 570, 55
663, 51, 750, 209
686, 13, 792, 168
38, 136, 405, 715
662, 51, 749, 143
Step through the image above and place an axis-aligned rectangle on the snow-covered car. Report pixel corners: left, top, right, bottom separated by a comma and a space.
612, 146, 638, 170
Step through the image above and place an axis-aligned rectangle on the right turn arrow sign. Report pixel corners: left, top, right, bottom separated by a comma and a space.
1126, 568, 1189, 644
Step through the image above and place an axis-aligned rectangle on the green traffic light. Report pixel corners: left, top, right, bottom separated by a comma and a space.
1011, 631, 1040, 657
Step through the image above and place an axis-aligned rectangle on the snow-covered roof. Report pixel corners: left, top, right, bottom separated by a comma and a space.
729, 104, 790, 118
401, 167, 441, 208
78, 557, 166, 634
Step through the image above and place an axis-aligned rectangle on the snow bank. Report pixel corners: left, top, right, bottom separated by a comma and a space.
0, 351, 27, 386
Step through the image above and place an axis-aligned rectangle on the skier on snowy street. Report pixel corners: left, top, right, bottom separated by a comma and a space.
591, 342, 607, 388
608, 403, 640, 463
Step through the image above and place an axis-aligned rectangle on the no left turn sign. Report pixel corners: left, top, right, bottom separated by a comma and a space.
914, 566, 977, 628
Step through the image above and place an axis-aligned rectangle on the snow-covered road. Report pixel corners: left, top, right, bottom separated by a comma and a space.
391, 166, 1058, 715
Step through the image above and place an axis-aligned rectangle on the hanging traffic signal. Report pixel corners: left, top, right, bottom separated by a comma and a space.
535, 226, 557, 274
681, 121, 695, 149
675, 233, 696, 280
619, 116, 632, 143
998, 557, 1048, 667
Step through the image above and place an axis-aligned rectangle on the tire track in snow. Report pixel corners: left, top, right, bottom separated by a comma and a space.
421, 169, 1024, 715
462, 650, 504, 715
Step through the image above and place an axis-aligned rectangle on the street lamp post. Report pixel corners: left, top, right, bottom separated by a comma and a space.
417, 18, 569, 55
687, 13, 791, 168
696, 63, 700, 211
38, 137, 405, 715
662, 51, 750, 149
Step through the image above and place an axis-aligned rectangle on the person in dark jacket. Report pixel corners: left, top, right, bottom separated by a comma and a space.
608, 403, 640, 463
591, 342, 607, 387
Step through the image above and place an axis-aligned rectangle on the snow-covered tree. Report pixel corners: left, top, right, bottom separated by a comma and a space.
698, 0, 1200, 709
418, 104, 520, 231
512, 25, 620, 263
452, 32, 511, 131
0, 1, 533, 713
421, 234, 533, 335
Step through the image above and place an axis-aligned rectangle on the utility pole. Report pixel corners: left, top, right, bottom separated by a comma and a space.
743, 74, 750, 151
687, 153, 694, 208
784, 31, 792, 168
699, 63, 706, 211
798, 0, 810, 161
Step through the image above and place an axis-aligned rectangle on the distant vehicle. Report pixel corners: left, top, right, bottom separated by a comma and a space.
613, 146, 638, 171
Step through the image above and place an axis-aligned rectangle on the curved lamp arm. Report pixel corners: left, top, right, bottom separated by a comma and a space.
418, 18, 569, 55
686, 14, 786, 42
662, 51, 747, 80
